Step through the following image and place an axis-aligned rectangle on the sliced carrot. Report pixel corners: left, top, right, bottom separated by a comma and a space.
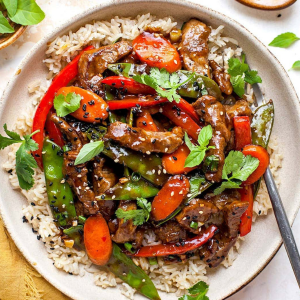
151, 175, 190, 221
133, 32, 182, 73
57, 86, 109, 123
84, 214, 112, 266
242, 145, 270, 185
162, 144, 197, 175
136, 109, 159, 131
239, 185, 253, 237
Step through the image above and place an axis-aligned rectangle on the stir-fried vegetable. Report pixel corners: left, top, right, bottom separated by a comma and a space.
107, 244, 161, 300
63, 225, 84, 251
101, 178, 159, 200
133, 31, 181, 73
233, 116, 252, 150
239, 185, 254, 237
84, 214, 112, 266
136, 109, 159, 131
151, 175, 190, 221
45, 109, 64, 148
32, 45, 94, 169
131, 225, 218, 257
42, 138, 77, 226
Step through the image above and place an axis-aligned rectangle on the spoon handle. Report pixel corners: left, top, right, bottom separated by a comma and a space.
264, 167, 300, 287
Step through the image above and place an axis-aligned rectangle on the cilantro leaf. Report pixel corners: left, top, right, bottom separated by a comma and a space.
184, 126, 215, 168
3, 0, 18, 16
115, 197, 151, 226
269, 32, 300, 48
0, 124, 39, 190
179, 280, 210, 300
54, 92, 81, 117
133, 67, 193, 103
227, 54, 262, 97
0, 11, 15, 34
74, 140, 104, 165
214, 151, 260, 195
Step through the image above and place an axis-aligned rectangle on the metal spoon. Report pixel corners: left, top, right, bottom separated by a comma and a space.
253, 82, 300, 287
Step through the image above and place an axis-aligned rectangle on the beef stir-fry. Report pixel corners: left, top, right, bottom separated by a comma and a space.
9, 18, 272, 300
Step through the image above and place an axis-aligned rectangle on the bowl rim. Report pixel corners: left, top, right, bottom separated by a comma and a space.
0, 0, 299, 299
235, 0, 297, 10
0, 25, 27, 50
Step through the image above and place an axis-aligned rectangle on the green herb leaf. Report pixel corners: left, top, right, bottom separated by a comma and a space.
3, 0, 18, 16
115, 197, 151, 226
133, 67, 193, 103
9, 0, 45, 26
184, 126, 215, 168
74, 141, 104, 165
0, 11, 15, 34
179, 280, 209, 300
227, 55, 262, 97
54, 92, 81, 117
291, 61, 300, 70
269, 32, 300, 48
0, 124, 39, 190
214, 151, 260, 195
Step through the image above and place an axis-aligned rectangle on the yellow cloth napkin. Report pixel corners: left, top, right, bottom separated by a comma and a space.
0, 218, 70, 300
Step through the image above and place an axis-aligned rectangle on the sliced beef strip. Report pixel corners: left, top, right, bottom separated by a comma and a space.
93, 156, 118, 221
176, 199, 219, 234
50, 114, 99, 215
193, 95, 231, 182
105, 121, 184, 154
78, 41, 132, 92
154, 220, 187, 244
224, 99, 252, 130
111, 200, 144, 248
179, 19, 211, 77
205, 190, 248, 237
209, 60, 233, 95
199, 232, 238, 268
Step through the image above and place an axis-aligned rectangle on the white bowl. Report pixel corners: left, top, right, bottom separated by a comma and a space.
1, 1, 300, 299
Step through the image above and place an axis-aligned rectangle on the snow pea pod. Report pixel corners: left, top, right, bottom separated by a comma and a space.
42, 138, 77, 227
251, 100, 274, 198
63, 225, 84, 251
107, 244, 160, 300
101, 177, 159, 200
107, 63, 222, 100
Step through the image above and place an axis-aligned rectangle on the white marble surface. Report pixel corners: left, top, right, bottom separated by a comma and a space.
0, 0, 299, 299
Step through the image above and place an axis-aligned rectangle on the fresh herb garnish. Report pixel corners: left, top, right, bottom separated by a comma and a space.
227, 54, 262, 97
0, 12, 14, 33
115, 197, 151, 226
124, 242, 135, 254
291, 60, 300, 70
54, 92, 81, 117
133, 67, 194, 103
179, 280, 209, 300
0, 124, 39, 190
184, 125, 215, 168
269, 32, 300, 48
190, 221, 198, 230
74, 140, 104, 165
214, 151, 259, 195
0, 0, 45, 34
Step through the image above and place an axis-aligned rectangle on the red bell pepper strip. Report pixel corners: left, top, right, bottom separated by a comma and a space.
136, 109, 159, 131
131, 225, 218, 257
45, 109, 64, 148
162, 103, 201, 141
175, 98, 199, 123
101, 76, 156, 95
107, 96, 168, 110
233, 116, 252, 150
239, 185, 254, 237
32, 45, 94, 169
233, 115, 254, 237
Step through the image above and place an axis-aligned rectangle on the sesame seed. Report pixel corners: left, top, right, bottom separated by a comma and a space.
142, 279, 146, 282
220, 111, 224, 115
174, 60, 178, 64
179, 190, 183, 195
163, 169, 167, 174
139, 137, 146, 141
77, 174, 82, 178
187, 193, 192, 197
146, 151, 151, 155
72, 220, 78, 226
183, 217, 187, 221
152, 169, 156, 174
199, 211, 203, 214
60, 179, 65, 184
62, 204, 66, 208
159, 108, 163, 113
114, 159, 119, 163
171, 191, 174, 196
112, 195, 116, 199
158, 170, 161, 175
165, 147, 168, 152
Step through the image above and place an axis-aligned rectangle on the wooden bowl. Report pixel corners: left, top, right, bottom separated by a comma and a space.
0, 25, 27, 50
236, 0, 297, 10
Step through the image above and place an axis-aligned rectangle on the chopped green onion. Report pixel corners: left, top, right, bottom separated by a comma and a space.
131, 172, 141, 182
124, 242, 135, 254
148, 257, 158, 265
78, 216, 86, 224
190, 221, 198, 230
